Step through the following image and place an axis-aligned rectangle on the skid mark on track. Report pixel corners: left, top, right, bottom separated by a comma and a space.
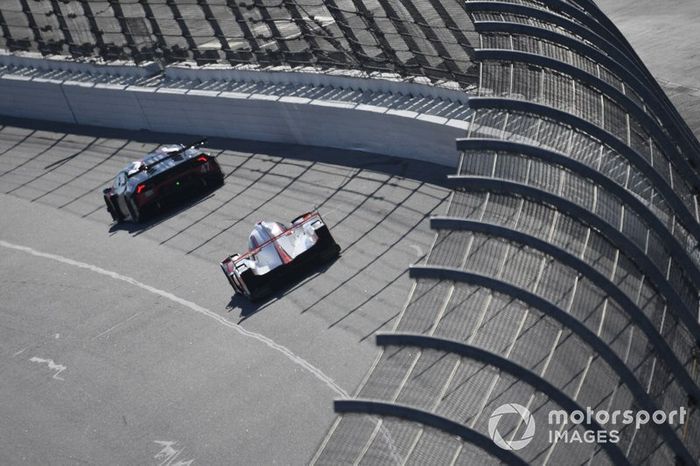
0, 239, 347, 398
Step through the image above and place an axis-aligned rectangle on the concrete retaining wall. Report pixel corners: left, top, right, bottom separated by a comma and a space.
164, 63, 469, 104
0, 58, 471, 167
0, 51, 161, 77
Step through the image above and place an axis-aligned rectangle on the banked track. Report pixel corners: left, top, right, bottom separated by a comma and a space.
313, 1, 700, 465
0, 121, 449, 339
1, 0, 700, 465
0, 120, 449, 464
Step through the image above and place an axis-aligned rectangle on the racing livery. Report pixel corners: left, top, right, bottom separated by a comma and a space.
220, 211, 341, 300
103, 139, 224, 223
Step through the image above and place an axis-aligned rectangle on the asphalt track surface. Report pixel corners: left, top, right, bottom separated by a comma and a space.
0, 120, 450, 465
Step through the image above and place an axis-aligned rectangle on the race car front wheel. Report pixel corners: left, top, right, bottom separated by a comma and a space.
125, 197, 143, 223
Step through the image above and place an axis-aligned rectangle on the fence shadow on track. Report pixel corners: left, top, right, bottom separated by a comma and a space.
0, 116, 453, 187
0, 117, 451, 338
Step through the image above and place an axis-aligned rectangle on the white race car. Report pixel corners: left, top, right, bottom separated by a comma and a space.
220, 211, 340, 300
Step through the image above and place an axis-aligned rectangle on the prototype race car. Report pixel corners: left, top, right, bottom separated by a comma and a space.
103, 139, 224, 223
220, 211, 341, 301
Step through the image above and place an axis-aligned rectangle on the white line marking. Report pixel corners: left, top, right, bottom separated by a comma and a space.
153, 440, 194, 466
0, 239, 347, 397
409, 244, 423, 259
13, 347, 28, 357
92, 312, 141, 340
29, 356, 67, 380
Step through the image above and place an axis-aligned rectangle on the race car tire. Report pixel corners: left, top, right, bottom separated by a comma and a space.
250, 284, 272, 302
106, 200, 124, 223
202, 174, 224, 189
125, 198, 141, 223
103, 191, 125, 223
320, 243, 341, 262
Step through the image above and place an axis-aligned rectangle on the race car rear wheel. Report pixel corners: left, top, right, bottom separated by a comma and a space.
104, 197, 124, 223
320, 243, 341, 262
212, 173, 225, 187
125, 198, 142, 223
250, 284, 273, 302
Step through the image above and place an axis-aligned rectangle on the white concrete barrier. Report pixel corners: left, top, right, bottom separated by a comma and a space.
164, 62, 469, 105
0, 51, 161, 78
0, 75, 74, 122
0, 58, 472, 167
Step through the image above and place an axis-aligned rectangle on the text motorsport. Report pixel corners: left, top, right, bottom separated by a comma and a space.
488, 403, 688, 450
547, 406, 687, 444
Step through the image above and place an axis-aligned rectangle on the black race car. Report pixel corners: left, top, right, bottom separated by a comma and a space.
103, 139, 224, 223
220, 211, 341, 301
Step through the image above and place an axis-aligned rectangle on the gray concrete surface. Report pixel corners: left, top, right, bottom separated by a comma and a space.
596, 0, 700, 134
0, 120, 449, 465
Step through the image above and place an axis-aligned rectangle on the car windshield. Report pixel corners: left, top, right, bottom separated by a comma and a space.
268, 222, 286, 237
247, 221, 287, 251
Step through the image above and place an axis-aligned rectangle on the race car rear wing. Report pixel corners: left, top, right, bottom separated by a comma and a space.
134, 149, 216, 193
126, 138, 209, 178
143, 138, 208, 170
